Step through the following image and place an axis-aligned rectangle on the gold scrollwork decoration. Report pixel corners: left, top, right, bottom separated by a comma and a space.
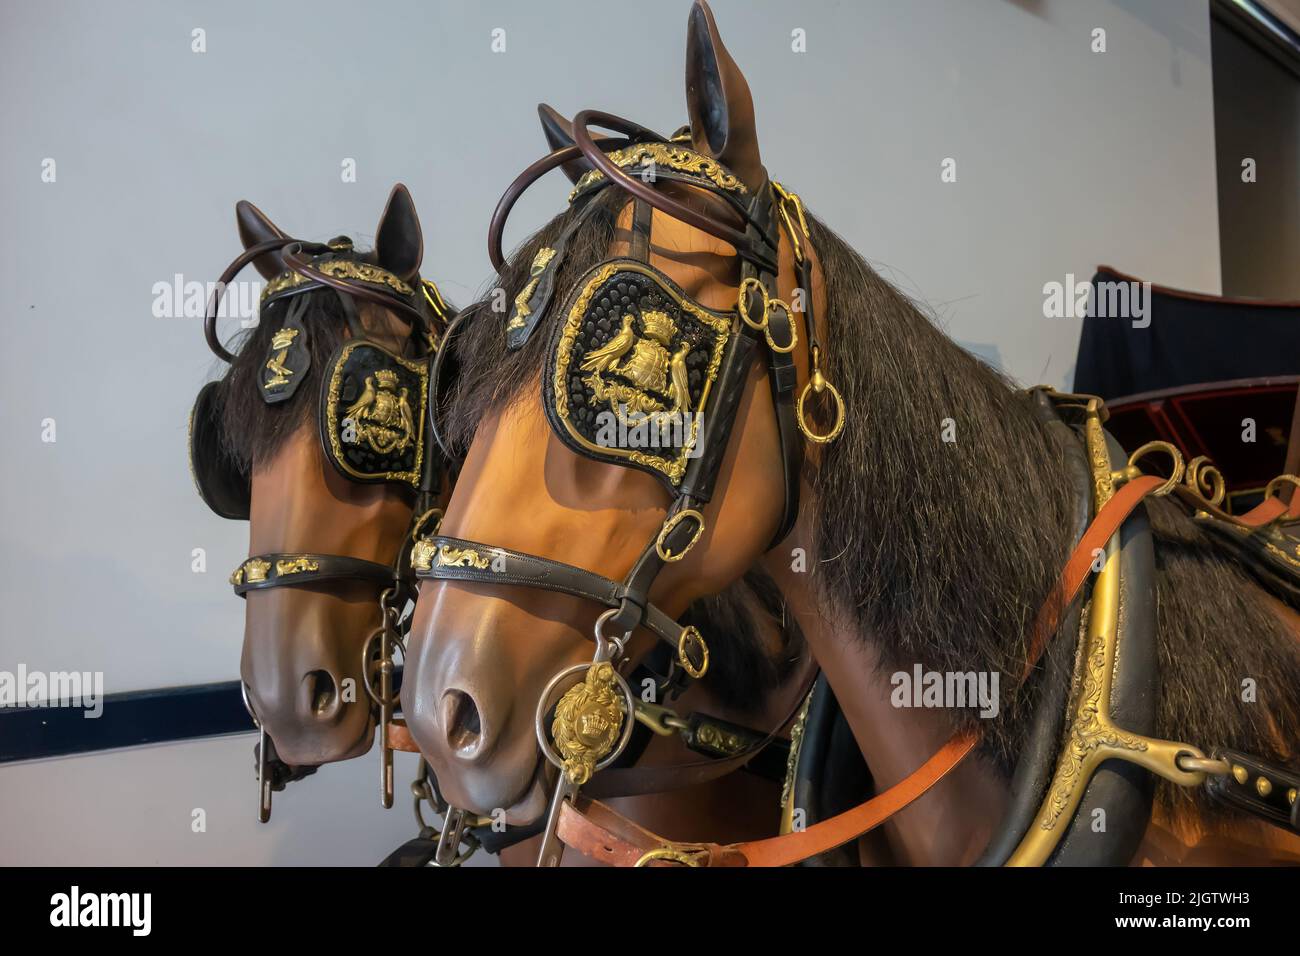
434, 545, 492, 570
1184, 456, 1226, 507
275, 557, 320, 577
569, 142, 746, 201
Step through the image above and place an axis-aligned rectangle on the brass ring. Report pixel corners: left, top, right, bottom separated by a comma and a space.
1265, 474, 1300, 506
1184, 457, 1225, 507
1126, 441, 1185, 497
655, 509, 705, 562
677, 626, 710, 679
534, 661, 636, 777
796, 377, 846, 444
633, 846, 705, 867
1175, 753, 1230, 776
763, 299, 799, 354
738, 276, 768, 331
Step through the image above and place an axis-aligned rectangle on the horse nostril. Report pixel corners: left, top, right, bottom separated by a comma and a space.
442, 689, 482, 755
305, 670, 337, 717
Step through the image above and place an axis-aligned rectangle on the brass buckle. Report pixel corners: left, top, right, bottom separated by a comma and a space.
655, 508, 705, 562
677, 626, 710, 679
633, 845, 709, 867
737, 276, 799, 354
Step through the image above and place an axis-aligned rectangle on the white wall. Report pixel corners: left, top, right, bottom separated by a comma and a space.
0, 736, 495, 866
0, 0, 1220, 864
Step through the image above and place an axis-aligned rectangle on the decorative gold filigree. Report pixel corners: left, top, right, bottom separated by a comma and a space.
434, 545, 491, 570
344, 368, 416, 455
322, 341, 427, 485
552, 262, 730, 484
274, 557, 320, 577
780, 688, 815, 825
261, 271, 312, 300
569, 142, 747, 201
317, 259, 413, 296
231, 558, 271, 585
410, 537, 438, 573
507, 247, 557, 331
264, 327, 300, 389
581, 310, 692, 418
261, 260, 413, 302
694, 721, 746, 756
552, 662, 626, 785
1039, 630, 1149, 828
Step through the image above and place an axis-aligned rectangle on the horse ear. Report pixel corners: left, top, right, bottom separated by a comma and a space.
684, 0, 765, 191
235, 200, 289, 280
539, 104, 612, 184
374, 184, 423, 284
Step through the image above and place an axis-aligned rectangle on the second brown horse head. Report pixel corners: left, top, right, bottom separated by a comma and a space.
193, 185, 452, 770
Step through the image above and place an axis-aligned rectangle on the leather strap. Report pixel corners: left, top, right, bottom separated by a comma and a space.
558, 732, 976, 867
1021, 474, 1165, 679
231, 553, 395, 595
414, 535, 688, 652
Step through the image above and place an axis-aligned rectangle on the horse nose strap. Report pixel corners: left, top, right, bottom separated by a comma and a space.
412, 535, 694, 654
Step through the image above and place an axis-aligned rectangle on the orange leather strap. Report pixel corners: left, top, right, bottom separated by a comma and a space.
387, 722, 421, 753
559, 472, 1173, 866
1021, 474, 1164, 679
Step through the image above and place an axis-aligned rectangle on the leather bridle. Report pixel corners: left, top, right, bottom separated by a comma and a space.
415, 113, 833, 865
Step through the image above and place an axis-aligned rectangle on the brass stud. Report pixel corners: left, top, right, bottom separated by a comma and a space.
1232, 764, 1249, 785
1288, 788, 1297, 806
1256, 776, 1273, 798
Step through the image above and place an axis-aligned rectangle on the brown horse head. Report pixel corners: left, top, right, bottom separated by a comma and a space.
193, 185, 451, 769
402, 1, 825, 820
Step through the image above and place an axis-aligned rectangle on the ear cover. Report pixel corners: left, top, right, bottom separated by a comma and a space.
543, 259, 731, 488
319, 340, 428, 486
684, 0, 766, 191
236, 200, 290, 280
374, 184, 423, 285
189, 381, 250, 520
